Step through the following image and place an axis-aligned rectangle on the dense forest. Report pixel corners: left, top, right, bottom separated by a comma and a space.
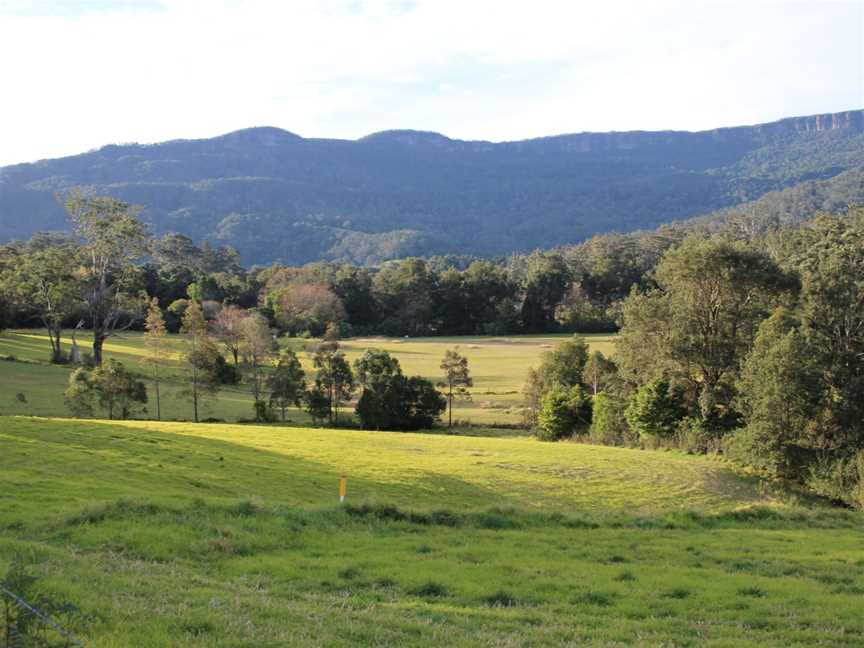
0, 211, 684, 339
524, 207, 864, 509
0, 110, 861, 265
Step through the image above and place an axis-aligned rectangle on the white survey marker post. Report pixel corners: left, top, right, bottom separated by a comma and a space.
339, 475, 347, 503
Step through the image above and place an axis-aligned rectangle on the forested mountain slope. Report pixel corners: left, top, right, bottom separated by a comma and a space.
0, 110, 861, 265
687, 164, 864, 232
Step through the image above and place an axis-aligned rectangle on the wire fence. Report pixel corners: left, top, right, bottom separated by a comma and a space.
1, 586, 84, 648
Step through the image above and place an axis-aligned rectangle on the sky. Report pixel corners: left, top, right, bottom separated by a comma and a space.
0, 0, 861, 166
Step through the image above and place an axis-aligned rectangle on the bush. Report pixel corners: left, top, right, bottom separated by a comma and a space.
590, 391, 633, 446
806, 451, 864, 509
723, 423, 816, 481
625, 377, 684, 444
355, 373, 445, 431
64, 360, 147, 420
676, 417, 715, 454
213, 355, 241, 385
536, 385, 591, 441
64, 367, 95, 417
253, 400, 277, 423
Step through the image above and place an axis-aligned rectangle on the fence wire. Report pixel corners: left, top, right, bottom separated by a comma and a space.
1, 586, 84, 648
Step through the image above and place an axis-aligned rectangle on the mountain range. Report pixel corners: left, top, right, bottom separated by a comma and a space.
1, 109, 862, 265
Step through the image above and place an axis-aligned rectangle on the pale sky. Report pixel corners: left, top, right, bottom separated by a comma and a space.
0, 0, 861, 166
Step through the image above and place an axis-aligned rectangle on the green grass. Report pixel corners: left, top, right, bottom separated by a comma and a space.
0, 329, 616, 425
1, 416, 863, 646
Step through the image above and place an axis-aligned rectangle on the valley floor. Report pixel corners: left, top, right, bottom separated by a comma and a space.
0, 329, 616, 426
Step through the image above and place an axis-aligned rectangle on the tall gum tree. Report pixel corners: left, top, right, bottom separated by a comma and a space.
6, 237, 79, 363
616, 236, 797, 423
65, 190, 150, 365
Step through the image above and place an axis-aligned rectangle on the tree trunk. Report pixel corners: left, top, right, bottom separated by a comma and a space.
50, 326, 63, 363
253, 365, 261, 421
192, 364, 199, 423
448, 387, 454, 428
155, 380, 161, 421
93, 331, 106, 366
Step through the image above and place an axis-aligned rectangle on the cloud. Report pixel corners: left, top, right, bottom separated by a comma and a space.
0, 0, 860, 165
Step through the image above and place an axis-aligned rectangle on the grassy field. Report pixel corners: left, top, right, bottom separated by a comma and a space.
1, 416, 863, 647
0, 329, 616, 425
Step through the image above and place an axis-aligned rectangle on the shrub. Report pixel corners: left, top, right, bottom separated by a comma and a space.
676, 416, 715, 454
355, 362, 445, 432
536, 385, 591, 441
64, 367, 95, 417
253, 400, 277, 423
213, 355, 242, 385
806, 451, 864, 509
590, 391, 632, 446
625, 377, 684, 444
64, 360, 148, 420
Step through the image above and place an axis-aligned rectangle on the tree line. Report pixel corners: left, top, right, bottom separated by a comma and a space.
0, 189, 698, 350
522, 208, 864, 509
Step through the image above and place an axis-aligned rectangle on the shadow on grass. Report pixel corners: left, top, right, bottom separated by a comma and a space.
1, 417, 517, 519
2, 417, 859, 533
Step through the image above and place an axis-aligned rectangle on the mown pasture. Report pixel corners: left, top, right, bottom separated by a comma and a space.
0, 329, 616, 425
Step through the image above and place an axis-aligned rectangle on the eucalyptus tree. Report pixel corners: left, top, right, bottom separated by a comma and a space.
239, 313, 277, 420
313, 343, 355, 425
180, 300, 220, 423
5, 236, 80, 363
143, 298, 169, 420
65, 189, 150, 365
438, 348, 472, 428
268, 350, 306, 421
616, 236, 796, 424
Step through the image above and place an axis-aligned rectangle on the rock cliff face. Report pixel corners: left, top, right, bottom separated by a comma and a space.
506, 110, 864, 154
750, 109, 863, 136
0, 109, 862, 265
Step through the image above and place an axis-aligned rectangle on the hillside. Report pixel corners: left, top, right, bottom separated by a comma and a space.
689, 165, 864, 231
0, 110, 861, 265
1, 417, 771, 517
1, 416, 862, 646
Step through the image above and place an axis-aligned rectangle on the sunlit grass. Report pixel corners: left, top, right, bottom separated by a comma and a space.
0, 416, 861, 647
0, 330, 616, 425
2, 416, 774, 519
